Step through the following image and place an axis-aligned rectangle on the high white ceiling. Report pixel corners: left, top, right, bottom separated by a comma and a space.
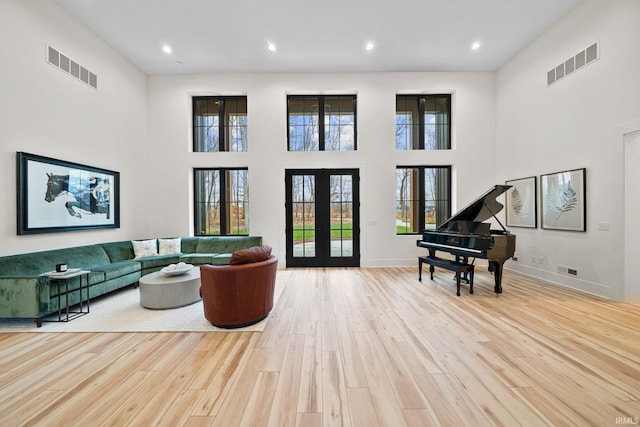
56, 0, 582, 75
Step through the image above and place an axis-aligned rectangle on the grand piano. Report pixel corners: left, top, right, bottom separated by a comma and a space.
416, 185, 516, 293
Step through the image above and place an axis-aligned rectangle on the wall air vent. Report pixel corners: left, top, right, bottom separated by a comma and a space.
47, 45, 98, 89
547, 42, 598, 87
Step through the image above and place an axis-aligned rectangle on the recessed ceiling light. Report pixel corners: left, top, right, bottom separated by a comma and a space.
365, 42, 375, 51
471, 41, 481, 50
267, 42, 277, 52
162, 44, 172, 54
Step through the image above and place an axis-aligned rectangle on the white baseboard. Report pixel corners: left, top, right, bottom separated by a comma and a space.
505, 264, 610, 300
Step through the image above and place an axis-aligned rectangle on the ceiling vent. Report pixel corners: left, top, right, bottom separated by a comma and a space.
547, 42, 598, 87
47, 45, 98, 89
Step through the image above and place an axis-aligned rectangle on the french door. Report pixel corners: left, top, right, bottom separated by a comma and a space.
285, 169, 360, 267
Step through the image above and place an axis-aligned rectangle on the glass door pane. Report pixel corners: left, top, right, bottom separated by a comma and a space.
292, 174, 316, 258
330, 174, 353, 257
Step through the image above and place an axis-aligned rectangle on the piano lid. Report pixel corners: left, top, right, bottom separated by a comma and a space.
437, 185, 512, 230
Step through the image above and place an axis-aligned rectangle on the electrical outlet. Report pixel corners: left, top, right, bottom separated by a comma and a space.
568, 268, 577, 276
598, 222, 610, 231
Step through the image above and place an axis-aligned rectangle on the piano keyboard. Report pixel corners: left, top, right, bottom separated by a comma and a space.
418, 241, 484, 254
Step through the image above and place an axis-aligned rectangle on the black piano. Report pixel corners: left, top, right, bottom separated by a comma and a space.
416, 185, 516, 293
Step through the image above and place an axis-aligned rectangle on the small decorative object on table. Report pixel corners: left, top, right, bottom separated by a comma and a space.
161, 262, 193, 276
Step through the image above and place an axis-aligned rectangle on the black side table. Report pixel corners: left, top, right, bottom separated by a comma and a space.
41, 270, 91, 322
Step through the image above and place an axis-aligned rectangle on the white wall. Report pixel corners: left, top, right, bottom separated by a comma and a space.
0, 0, 149, 256
496, 0, 640, 300
146, 72, 497, 266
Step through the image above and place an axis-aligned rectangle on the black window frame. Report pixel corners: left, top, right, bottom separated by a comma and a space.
192, 96, 248, 152
396, 94, 451, 150
193, 167, 249, 236
287, 94, 357, 151
396, 165, 451, 235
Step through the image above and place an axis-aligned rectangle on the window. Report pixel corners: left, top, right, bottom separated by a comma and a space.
288, 95, 356, 151
396, 166, 451, 234
193, 96, 247, 152
396, 95, 451, 150
194, 168, 248, 235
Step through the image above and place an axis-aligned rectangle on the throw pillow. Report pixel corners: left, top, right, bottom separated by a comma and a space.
132, 239, 158, 259
230, 245, 272, 265
159, 237, 181, 255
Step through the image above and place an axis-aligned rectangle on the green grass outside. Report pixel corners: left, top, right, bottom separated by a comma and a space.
396, 224, 436, 234
293, 225, 353, 241
396, 225, 413, 234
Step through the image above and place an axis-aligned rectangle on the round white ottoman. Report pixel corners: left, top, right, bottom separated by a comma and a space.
139, 268, 201, 309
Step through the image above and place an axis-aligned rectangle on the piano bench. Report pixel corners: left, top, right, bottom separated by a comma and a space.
418, 256, 474, 296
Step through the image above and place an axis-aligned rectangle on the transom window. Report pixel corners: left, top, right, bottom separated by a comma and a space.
193, 96, 248, 152
287, 95, 356, 151
396, 166, 451, 234
396, 95, 451, 150
194, 168, 248, 235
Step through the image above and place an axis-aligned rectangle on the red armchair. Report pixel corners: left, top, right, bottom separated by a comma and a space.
199, 252, 278, 328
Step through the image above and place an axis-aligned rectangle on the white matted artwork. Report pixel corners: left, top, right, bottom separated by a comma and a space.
541, 168, 586, 231
505, 176, 537, 228
17, 152, 120, 234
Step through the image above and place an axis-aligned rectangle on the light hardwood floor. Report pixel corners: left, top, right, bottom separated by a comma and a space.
1, 267, 639, 426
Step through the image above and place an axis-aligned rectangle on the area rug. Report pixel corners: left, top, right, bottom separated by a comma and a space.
0, 282, 284, 333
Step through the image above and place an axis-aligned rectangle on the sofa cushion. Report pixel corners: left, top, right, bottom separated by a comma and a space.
100, 241, 135, 262
179, 253, 217, 265
211, 254, 233, 265
180, 237, 200, 254
230, 245, 272, 265
159, 237, 181, 255
196, 236, 262, 254
91, 261, 141, 280
138, 254, 181, 270
88, 271, 107, 286
132, 239, 158, 259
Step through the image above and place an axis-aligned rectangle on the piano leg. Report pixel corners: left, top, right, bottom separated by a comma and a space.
456, 255, 470, 284
488, 260, 504, 293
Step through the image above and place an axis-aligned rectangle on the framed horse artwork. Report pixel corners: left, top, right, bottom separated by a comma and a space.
16, 152, 120, 234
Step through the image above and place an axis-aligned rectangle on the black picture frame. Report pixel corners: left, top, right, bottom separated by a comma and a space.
16, 152, 120, 234
505, 176, 537, 228
540, 168, 586, 231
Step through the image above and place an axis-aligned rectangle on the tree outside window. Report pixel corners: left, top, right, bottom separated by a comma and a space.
396, 166, 451, 234
396, 95, 451, 150
194, 168, 248, 235
288, 95, 356, 151
193, 97, 247, 152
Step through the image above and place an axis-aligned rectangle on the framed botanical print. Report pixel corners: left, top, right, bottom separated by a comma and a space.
505, 176, 537, 228
540, 168, 586, 231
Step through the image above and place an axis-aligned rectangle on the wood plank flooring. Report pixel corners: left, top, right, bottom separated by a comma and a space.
1, 267, 639, 426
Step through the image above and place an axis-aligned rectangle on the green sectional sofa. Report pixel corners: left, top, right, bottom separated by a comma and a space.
0, 236, 262, 327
